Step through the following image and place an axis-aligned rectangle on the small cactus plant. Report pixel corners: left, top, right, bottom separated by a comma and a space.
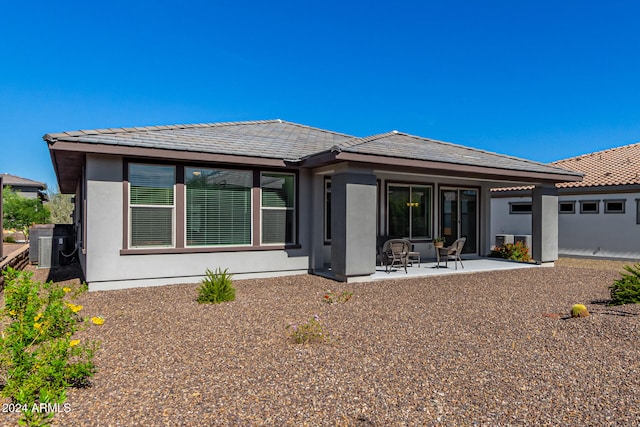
570, 304, 589, 318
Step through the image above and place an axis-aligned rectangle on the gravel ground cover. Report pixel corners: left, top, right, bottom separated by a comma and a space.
2, 260, 640, 426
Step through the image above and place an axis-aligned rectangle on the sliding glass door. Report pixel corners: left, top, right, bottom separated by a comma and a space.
440, 188, 478, 254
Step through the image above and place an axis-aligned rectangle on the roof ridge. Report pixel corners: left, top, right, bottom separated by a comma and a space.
275, 120, 356, 139
44, 119, 357, 142
44, 119, 281, 141
1, 173, 46, 186
334, 131, 399, 150
338, 130, 578, 175
551, 141, 640, 164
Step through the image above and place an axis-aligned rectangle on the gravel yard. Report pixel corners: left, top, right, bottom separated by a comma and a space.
3, 260, 640, 426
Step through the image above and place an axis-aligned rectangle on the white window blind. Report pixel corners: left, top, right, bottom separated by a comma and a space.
129, 164, 175, 248
261, 173, 295, 244
186, 168, 252, 246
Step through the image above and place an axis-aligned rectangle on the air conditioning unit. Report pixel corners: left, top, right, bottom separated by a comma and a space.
514, 234, 532, 248
495, 234, 514, 248
38, 236, 65, 268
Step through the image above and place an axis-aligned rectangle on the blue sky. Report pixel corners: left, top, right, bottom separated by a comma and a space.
2, 0, 639, 191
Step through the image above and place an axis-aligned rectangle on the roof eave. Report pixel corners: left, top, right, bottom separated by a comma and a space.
318, 151, 582, 183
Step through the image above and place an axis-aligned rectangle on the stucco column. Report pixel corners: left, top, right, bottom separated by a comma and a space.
330, 170, 377, 281
532, 185, 558, 264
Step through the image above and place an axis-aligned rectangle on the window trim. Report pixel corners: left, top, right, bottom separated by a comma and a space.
324, 178, 331, 243
127, 163, 176, 249
509, 202, 532, 214
121, 159, 300, 254
260, 171, 297, 246
579, 200, 600, 214
558, 200, 576, 214
604, 199, 625, 214
386, 182, 433, 240
184, 167, 254, 248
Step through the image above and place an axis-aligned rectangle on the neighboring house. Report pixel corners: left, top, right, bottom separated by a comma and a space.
2, 173, 47, 244
491, 142, 640, 259
1, 173, 47, 200
45, 120, 581, 290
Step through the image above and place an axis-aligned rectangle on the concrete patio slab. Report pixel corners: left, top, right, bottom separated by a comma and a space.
316, 257, 541, 283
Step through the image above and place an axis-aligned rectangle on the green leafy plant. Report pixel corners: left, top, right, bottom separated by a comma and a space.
197, 268, 236, 304
0, 267, 100, 427
609, 263, 640, 306
323, 290, 353, 304
433, 237, 445, 244
286, 315, 328, 344
491, 241, 531, 262
2, 187, 51, 240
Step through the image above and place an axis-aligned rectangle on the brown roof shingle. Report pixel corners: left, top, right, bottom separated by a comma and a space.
492, 142, 640, 192
552, 142, 640, 188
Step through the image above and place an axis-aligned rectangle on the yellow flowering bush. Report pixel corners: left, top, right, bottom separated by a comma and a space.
0, 267, 102, 426
91, 316, 105, 325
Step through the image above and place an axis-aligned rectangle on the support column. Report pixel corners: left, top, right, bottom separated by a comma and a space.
532, 185, 558, 264
330, 170, 377, 281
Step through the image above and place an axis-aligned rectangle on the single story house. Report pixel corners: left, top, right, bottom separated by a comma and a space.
45, 119, 582, 290
491, 142, 640, 259
1, 173, 47, 201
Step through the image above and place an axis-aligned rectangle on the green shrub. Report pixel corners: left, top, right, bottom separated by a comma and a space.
286, 315, 328, 344
3, 235, 16, 243
0, 267, 99, 426
609, 263, 640, 305
491, 241, 531, 262
197, 268, 236, 304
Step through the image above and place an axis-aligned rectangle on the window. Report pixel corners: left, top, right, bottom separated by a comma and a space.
185, 167, 252, 246
129, 164, 175, 248
637, 199, 640, 224
324, 179, 331, 242
261, 173, 295, 244
604, 199, 625, 214
559, 201, 575, 214
509, 202, 532, 214
580, 200, 599, 214
387, 184, 432, 239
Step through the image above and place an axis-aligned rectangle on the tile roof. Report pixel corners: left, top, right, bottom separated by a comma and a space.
46, 119, 583, 193
334, 131, 580, 176
45, 120, 354, 161
1, 173, 46, 188
492, 141, 640, 191
491, 142, 640, 192
552, 142, 640, 188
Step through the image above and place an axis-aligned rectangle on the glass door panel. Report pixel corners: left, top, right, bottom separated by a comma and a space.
440, 190, 458, 246
460, 190, 477, 254
440, 188, 478, 254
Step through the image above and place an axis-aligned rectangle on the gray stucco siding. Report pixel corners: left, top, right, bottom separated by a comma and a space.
83, 154, 313, 290
491, 192, 640, 259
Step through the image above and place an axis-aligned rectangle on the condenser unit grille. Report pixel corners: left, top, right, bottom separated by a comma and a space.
38, 237, 53, 269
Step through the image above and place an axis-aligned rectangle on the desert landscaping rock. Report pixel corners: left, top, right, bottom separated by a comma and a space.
2, 260, 640, 425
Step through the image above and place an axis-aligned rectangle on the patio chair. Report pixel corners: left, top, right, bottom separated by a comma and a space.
407, 242, 421, 267
381, 239, 410, 273
436, 237, 466, 270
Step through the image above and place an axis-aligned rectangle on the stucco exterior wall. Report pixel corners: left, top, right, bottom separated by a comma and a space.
84, 154, 312, 290
491, 192, 640, 259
